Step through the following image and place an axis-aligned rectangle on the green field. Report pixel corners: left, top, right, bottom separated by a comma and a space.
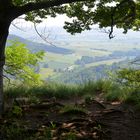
40, 68, 55, 79
38, 38, 140, 81
85, 58, 126, 68
42, 45, 112, 70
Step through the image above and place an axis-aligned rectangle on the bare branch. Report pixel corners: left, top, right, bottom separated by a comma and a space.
33, 23, 58, 47
3, 74, 11, 86
100, 28, 115, 38
11, 16, 28, 31
11, 23, 26, 31
109, 7, 115, 39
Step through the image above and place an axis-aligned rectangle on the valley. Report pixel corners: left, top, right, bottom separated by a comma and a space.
8, 30, 140, 84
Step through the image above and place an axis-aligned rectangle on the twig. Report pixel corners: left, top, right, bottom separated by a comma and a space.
11, 23, 26, 32
3, 74, 11, 86
33, 22, 58, 47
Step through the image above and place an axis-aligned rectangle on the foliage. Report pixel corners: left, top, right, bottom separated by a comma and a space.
4, 83, 79, 99
48, 63, 119, 84
4, 84, 30, 99
125, 91, 140, 105
10, 0, 140, 36
50, 121, 56, 129
29, 95, 40, 104
4, 80, 111, 100
4, 79, 140, 107
11, 105, 23, 117
42, 128, 52, 140
4, 80, 114, 100
0, 122, 29, 140
104, 85, 130, 102
84, 94, 94, 104
60, 105, 87, 115
116, 68, 140, 89
81, 80, 113, 95
63, 132, 77, 140
5, 41, 45, 85
28, 83, 81, 99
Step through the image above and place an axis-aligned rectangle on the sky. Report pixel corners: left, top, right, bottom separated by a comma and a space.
10, 15, 71, 28
10, 15, 140, 45
10, 15, 72, 40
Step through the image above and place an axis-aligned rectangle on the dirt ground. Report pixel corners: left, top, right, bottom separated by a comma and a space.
1, 97, 140, 140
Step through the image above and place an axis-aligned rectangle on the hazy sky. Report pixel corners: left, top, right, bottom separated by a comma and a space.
10, 15, 140, 45
11, 15, 70, 28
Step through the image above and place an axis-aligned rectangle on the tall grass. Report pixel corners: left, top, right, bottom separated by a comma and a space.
4, 80, 113, 99
79, 80, 113, 95
28, 83, 82, 99
4, 80, 140, 107
4, 82, 82, 99
4, 84, 30, 99
104, 85, 129, 101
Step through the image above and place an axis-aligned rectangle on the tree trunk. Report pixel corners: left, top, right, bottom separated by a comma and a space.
0, 21, 11, 116
0, 1, 21, 116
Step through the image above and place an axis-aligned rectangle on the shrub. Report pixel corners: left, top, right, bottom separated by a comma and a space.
104, 84, 130, 102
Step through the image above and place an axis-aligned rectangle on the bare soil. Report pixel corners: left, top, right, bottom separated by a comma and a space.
1, 97, 140, 140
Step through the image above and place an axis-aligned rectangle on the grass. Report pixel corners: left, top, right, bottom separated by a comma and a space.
4, 80, 111, 100
29, 83, 81, 99
60, 105, 87, 115
40, 68, 55, 78
84, 94, 95, 104
62, 132, 77, 140
0, 121, 31, 140
4, 80, 140, 108
3, 80, 140, 140
80, 80, 113, 95
4, 85, 30, 99
47, 61, 70, 69
125, 90, 140, 105
86, 58, 125, 68
4, 83, 81, 99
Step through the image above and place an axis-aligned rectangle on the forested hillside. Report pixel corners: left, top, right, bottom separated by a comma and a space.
7, 34, 140, 84
8, 35, 73, 54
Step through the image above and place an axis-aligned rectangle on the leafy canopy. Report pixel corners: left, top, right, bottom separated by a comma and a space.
5, 41, 45, 85
116, 68, 140, 89
11, 0, 140, 37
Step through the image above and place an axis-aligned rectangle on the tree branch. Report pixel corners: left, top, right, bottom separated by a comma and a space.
14, 0, 86, 18
34, 23, 58, 47
109, 0, 136, 39
3, 74, 11, 86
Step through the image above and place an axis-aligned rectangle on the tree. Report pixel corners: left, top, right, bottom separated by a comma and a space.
117, 68, 140, 89
0, 0, 139, 115
5, 41, 44, 85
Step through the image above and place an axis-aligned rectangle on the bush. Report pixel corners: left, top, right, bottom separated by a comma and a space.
104, 84, 130, 102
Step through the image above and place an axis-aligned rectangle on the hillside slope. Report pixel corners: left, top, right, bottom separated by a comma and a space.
7, 34, 73, 54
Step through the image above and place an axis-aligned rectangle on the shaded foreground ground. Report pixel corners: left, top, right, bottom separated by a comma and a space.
0, 96, 140, 140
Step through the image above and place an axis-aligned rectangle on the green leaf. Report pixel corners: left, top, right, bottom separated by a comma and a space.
5, 41, 45, 85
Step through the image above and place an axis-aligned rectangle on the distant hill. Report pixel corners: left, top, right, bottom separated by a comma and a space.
7, 34, 73, 54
